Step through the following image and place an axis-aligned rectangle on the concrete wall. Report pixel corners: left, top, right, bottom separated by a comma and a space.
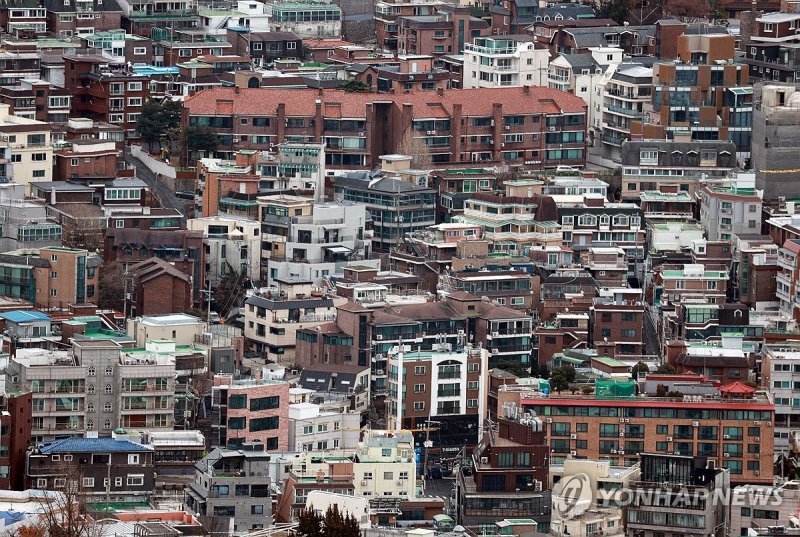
130, 145, 177, 179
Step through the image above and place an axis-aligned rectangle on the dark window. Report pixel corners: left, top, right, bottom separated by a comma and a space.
250, 416, 279, 431
250, 396, 280, 411
229, 394, 247, 409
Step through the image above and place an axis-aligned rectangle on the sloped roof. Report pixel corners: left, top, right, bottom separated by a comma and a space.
38, 438, 153, 454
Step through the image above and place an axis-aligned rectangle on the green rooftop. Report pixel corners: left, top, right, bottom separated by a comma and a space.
592, 356, 626, 367
661, 269, 728, 279
442, 168, 490, 175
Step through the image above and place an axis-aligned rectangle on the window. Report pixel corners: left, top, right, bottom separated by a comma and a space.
33, 170, 45, 178
128, 97, 142, 107
128, 454, 140, 465
50, 271, 57, 279
251, 505, 264, 515
250, 416, 279, 431
134, 47, 146, 55
639, 149, 659, 165
128, 82, 143, 91
414, 384, 425, 393
32, 153, 47, 161
104, 420, 112, 429
105, 366, 113, 375
413, 401, 425, 411
764, 22, 773, 31
82, 477, 94, 488
414, 366, 425, 375
126, 475, 145, 486
104, 402, 112, 412
50, 289, 57, 297
104, 384, 112, 394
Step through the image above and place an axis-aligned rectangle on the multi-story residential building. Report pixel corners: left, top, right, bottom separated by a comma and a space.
287, 401, 361, 452
730, 480, 800, 536
491, 0, 593, 35
733, 234, 778, 307
651, 263, 730, 310
53, 139, 121, 180
277, 430, 421, 523
639, 184, 696, 221
753, 85, 800, 200
270, 1, 341, 38
441, 270, 538, 310
153, 31, 233, 67
0, 41, 41, 85
591, 288, 645, 357
187, 215, 261, 287
0, 79, 71, 123
243, 289, 340, 362
548, 25, 655, 58
556, 195, 645, 268
744, 13, 800, 83
698, 176, 763, 242
0, 310, 60, 351
199, 0, 271, 35
0, 103, 53, 192
258, 195, 374, 284
636, 31, 753, 164
119, 0, 197, 37
761, 343, 800, 451
600, 63, 652, 161
387, 346, 487, 446
45, 0, 124, 39
333, 176, 434, 253
227, 29, 303, 66
127, 257, 194, 317
186, 444, 275, 531
374, 0, 445, 52
396, 5, 489, 58
0, 392, 32, 491
64, 54, 149, 140
626, 453, 729, 537
455, 414, 549, 528
523, 380, 773, 484
0, 3, 47, 34
454, 191, 561, 254
621, 140, 738, 200
7, 338, 176, 441
209, 374, 290, 450
80, 29, 154, 64
26, 438, 155, 504
182, 86, 589, 169
776, 238, 800, 322
462, 36, 548, 89
360, 55, 455, 93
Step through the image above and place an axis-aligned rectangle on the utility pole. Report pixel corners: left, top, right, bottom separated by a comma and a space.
122, 266, 129, 319
200, 281, 212, 322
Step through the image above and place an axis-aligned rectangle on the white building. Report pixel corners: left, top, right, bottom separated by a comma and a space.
698, 173, 763, 242
305, 492, 370, 528
0, 103, 53, 193
127, 314, 206, 347
462, 36, 548, 88
187, 214, 262, 286
199, 0, 272, 35
548, 48, 623, 136
600, 63, 653, 161
730, 481, 800, 534
763, 343, 800, 451
287, 402, 361, 452
269, 2, 341, 39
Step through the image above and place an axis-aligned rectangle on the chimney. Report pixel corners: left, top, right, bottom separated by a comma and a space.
234, 86, 240, 95
437, 87, 444, 97
523, 85, 530, 95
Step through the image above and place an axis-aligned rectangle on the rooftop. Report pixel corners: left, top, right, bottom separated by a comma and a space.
37, 438, 153, 454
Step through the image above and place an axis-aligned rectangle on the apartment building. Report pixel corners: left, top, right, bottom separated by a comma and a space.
493, 1, 594, 36
442, 270, 538, 310
591, 288, 645, 357
639, 184, 696, 221
621, 140, 738, 201
522, 381, 774, 484
182, 86, 589, 169
0, 42, 40, 85
652, 263, 730, 310
730, 481, 800, 536
744, 13, 800, 83
333, 176, 434, 253
270, 1, 341, 38
243, 290, 340, 363
287, 402, 361, 452
636, 31, 752, 164
120, 0, 198, 38
0, 79, 71, 123
456, 415, 549, 529
0, 392, 32, 491
387, 346, 487, 441
0, 103, 53, 192
185, 444, 275, 531
210, 374, 290, 450
199, 0, 271, 35
0, 310, 60, 351
26, 438, 155, 505
45, 0, 124, 38
53, 140, 121, 180
698, 178, 763, 242
187, 215, 261, 286
374, 0, 445, 52
548, 25, 655, 58
64, 54, 149, 139
761, 343, 800, 451
600, 63, 652, 161
0, 4, 47, 34
396, 5, 488, 58
454, 192, 561, 254
626, 453, 729, 537
733, 234, 778, 308
278, 430, 418, 522
463, 36, 548, 89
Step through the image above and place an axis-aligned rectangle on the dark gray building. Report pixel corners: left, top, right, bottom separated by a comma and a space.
753, 84, 800, 200
26, 438, 155, 504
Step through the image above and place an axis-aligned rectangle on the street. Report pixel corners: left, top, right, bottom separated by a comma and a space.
125, 152, 192, 220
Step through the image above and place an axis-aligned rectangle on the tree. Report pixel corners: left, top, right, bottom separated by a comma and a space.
550, 365, 576, 393
212, 265, 244, 317
97, 261, 124, 312
581, 385, 594, 395
321, 505, 360, 537
60, 204, 105, 252
337, 79, 369, 93
743, 379, 758, 389
656, 363, 676, 374
397, 126, 432, 169
297, 509, 323, 537
186, 125, 219, 162
494, 359, 530, 379
662, 0, 711, 22
136, 99, 182, 153
631, 361, 650, 379
596, 0, 630, 24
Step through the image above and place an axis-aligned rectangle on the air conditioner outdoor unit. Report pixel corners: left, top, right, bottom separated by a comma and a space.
570, 451, 577, 456
427, 130, 435, 135
610, 449, 617, 454
619, 432, 625, 437
724, 453, 731, 458
397, 480, 404, 485
618, 450, 625, 455
376, 335, 383, 340
492, 332, 499, 337
570, 434, 577, 440
505, 125, 510, 130
673, 451, 680, 455
361, 480, 367, 486
755, 437, 761, 442
480, 457, 488, 464
619, 418, 625, 423
754, 421, 761, 425
666, 436, 673, 442
692, 421, 699, 427
723, 435, 731, 440
546, 418, 552, 423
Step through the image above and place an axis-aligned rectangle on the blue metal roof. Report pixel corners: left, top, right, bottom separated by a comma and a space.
38, 438, 153, 454
0, 310, 51, 323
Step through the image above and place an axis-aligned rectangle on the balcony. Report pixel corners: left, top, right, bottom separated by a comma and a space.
605, 103, 641, 117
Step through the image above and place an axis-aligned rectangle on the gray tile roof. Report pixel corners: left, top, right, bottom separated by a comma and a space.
244, 295, 334, 310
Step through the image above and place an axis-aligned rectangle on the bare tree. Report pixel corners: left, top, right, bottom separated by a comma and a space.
397, 127, 433, 169
60, 205, 105, 252
97, 261, 125, 312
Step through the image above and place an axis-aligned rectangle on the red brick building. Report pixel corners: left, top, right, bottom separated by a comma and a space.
0, 79, 71, 123
64, 54, 149, 140
396, 6, 489, 57
183, 86, 588, 169
44, 0, 123, 38
128, 257, 193, 316
1, 392, 32, 491
53, 140, 120, 180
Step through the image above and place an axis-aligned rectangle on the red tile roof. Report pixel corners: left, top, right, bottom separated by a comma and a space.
183, 87, 588, 119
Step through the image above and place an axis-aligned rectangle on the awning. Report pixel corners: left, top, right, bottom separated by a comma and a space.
324, 246, 352, 254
